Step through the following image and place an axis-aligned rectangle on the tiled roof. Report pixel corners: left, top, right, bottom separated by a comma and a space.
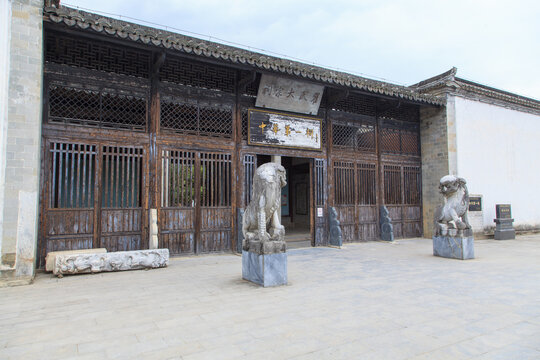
43, 5, 445, 106
412, 68, 540, 113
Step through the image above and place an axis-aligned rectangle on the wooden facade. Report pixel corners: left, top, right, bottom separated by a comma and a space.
37, 21, 427, 267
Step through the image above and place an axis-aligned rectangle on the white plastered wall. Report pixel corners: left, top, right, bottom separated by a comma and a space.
454, 96, 540, 228
0, 0, 12, 262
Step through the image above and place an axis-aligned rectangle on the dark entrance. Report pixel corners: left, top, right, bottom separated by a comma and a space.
243, 155, 315, 249
282, 157, 311, 248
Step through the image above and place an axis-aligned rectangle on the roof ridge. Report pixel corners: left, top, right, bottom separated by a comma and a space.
43, 5, 444, 106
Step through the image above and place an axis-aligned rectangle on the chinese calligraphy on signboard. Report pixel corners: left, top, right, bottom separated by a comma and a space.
248, 109, 322, 150
255, 74, 324, 115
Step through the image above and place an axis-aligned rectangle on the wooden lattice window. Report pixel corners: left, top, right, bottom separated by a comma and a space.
48, 83, 147, 131
49, 142, 97, 209
161, 150, 196, 208
379, 103, 419, 122
332, 122, 375, 152
160, 57, 236, 93
380, 120, 419, 155
332, 93, 376, 116
45, 31, 150, 78
404, 166, 421, 205
384, 165, 402, 205
357, 163, 376, 205
161, 96, 233, 138
101, 146, 144, 208
241, 108, 249, 140
333, 161, 355, 205
200, 153, 231, 207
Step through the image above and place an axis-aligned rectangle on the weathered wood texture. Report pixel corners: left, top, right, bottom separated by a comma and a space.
38, 28, 424, 267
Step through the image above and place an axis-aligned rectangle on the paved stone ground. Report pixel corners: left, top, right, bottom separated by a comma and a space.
1, 235, 540, 360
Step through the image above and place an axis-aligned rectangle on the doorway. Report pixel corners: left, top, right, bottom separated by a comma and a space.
245, 154, 313, 249
281, 156, 311, 249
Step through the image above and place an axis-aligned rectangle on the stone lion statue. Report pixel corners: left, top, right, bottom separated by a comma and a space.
242, 162, 286, 248
434, 175, 471, 236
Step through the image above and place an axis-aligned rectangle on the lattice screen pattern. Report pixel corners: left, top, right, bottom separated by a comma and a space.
161, 96, 233, 138
48, 84, 147, 131
160, 57, 236, 93
332, 123, 375, 152
49, 143, 97, 209
45, 32, 150, 78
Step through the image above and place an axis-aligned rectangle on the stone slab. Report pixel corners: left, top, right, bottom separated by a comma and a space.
433, 236, 474, 260
242, 250, 287, 287
45, 248, 107, 272
53, 249, 169, 276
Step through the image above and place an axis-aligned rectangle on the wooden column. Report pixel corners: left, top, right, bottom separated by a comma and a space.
375, 100, 384, 233
148, 52, 165, 249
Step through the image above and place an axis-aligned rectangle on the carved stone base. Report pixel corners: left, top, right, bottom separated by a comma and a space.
433, 236, 474, 260
243, 240, 286, 255
53, 249, 169, 276
242, 250, 287, 287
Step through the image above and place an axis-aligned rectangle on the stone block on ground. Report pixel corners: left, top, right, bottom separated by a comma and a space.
242, 250, 287, 287
53, 249, 169, 276
433, 236, 474, 260
494, 218, 515, 240
45, 248, 107, 272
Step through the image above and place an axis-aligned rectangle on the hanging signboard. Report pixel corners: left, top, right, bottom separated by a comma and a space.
255, 74, 324, 115
248, 109, 322, 150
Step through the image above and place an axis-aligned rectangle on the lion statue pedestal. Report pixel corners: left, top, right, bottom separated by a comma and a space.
242, 163, 288, 287
432, 175, 475, 260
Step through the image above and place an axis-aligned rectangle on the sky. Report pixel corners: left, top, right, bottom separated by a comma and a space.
62, 0, 539, 99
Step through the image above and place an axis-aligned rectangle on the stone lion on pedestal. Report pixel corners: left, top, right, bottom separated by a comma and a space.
242, 162, 287, 253
434, 175, 471, 236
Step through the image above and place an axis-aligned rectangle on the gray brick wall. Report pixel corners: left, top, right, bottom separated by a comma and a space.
0, 0, 43, 284
420, 103, 450, 238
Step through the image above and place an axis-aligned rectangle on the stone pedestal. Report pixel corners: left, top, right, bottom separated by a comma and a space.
494, 218, 515, 240
242, 250, 287, 287
433, 235, 474, 260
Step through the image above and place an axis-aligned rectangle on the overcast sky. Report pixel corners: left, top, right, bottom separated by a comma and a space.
62, 0, 539, 99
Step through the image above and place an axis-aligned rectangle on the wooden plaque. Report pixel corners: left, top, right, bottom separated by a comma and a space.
248, 109, 322, 150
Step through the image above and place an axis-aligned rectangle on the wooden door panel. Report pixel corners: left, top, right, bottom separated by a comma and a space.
100, 235, 142, 252
46, 209, 94, 236
45, 237, 94, 254
199, 231, 231, 253
159, 208, 195, 255
100, 208, 143, 251
336, 205, 356, 242
159, 149, 232, 254
403, 206, 421, 221
358, 223, 378, 241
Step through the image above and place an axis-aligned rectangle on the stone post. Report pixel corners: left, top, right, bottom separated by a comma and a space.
149, 209, 159, 249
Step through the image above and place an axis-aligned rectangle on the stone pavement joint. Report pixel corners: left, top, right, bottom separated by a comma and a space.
1, 235, 540, 359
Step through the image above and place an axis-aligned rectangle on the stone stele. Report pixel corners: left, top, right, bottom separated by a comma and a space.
242, 162, 288, 287
53, 249, 169, 276
432, 175, 474, 260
